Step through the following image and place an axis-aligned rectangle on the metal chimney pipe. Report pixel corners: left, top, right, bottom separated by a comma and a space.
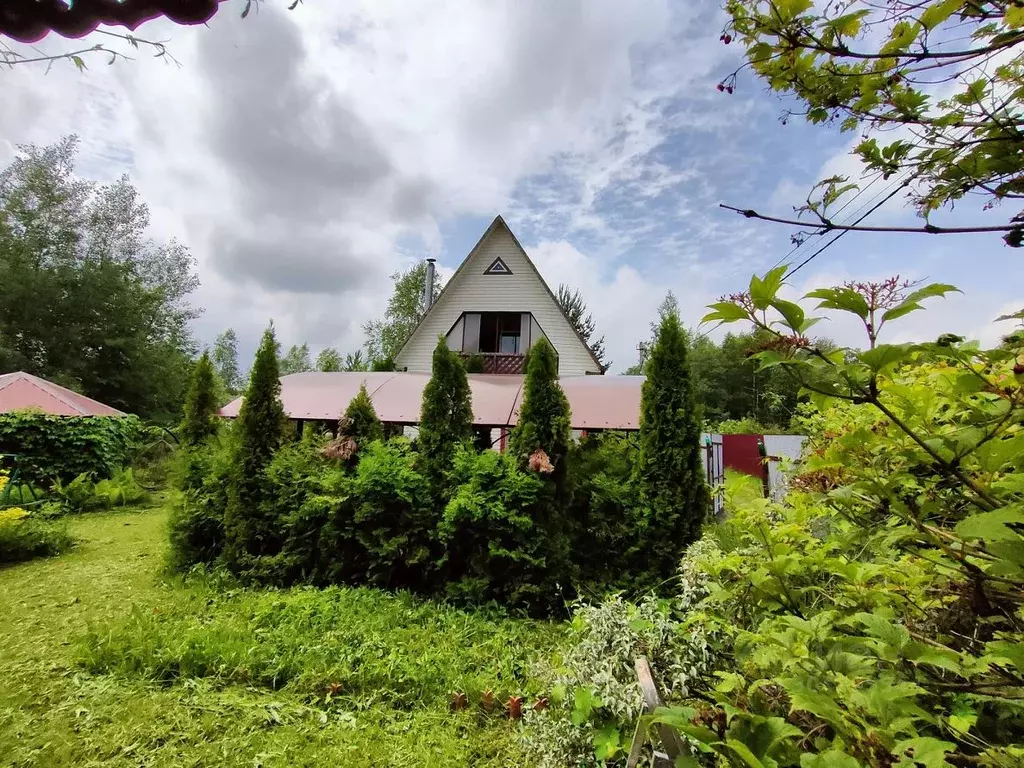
422, 258, 436, 311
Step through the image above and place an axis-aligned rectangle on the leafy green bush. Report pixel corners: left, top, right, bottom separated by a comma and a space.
50, 472, 96, 514
520, 563, 715, 766
439, 446, 569, 615
709, 415, 792, 435
0, 510, 72, 564
643, 271, 1024, 766
0, 412, 143, 485
93, 468, 148, 508
50, 468, 148, 514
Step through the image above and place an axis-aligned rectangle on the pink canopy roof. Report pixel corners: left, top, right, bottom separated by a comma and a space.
220, 372, 644, 430
0, 371, 126, 417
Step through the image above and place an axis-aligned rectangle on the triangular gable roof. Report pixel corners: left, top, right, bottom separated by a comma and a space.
0, 371, 126, 416
396, 215, 605, 371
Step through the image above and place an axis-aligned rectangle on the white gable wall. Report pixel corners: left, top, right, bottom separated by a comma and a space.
395, 224, 601, 376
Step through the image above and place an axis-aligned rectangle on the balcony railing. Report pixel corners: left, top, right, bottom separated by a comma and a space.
460, 352, 525, 375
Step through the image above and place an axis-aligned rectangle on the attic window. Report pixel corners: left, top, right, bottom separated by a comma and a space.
484, 257, 512, 275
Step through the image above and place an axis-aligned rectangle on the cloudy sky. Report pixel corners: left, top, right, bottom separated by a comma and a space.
3, 0, 1021, 371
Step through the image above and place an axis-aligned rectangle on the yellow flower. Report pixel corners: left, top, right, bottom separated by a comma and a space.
0, 506, 28, 524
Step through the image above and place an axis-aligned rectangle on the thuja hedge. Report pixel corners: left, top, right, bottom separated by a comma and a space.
0, 412, 143, 485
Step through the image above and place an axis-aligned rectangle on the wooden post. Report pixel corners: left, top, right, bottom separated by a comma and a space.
626, 656, 686, 768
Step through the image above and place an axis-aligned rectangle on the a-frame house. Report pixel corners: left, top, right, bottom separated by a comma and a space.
394, 216, 604, 376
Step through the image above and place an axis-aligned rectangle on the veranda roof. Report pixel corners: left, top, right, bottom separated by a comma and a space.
0, 371, 126, 417
219, 371, 645, 430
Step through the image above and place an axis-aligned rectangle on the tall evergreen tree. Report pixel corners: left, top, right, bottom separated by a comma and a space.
223, 325, 288, 571
634, 307, 707, 580
507, 338, 574, 601
509, 337, 571, 484
179, 351, 219, 447
418, 336, 474, 499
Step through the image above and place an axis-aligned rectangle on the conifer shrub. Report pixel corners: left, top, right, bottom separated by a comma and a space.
633, 309, 708, 582
418, 336, 474, 502
167, 429, 237, 572
342, 383, 383, 446
222, 326, 289, 576
438, 446, 563, 614
463, 354, 486, 374
350, 438, 432, 589
250, 433, 355, 585
508, 338, 570, 486
565, 432, 643, 589
502, 337, 574, 600
179, 351, 219, 447
322, 383, 383, 465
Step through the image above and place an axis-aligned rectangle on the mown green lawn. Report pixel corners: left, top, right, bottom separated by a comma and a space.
0, 502, 563, 767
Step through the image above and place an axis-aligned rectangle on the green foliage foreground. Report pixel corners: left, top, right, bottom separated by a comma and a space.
518, 273, 1024, 766
0, 506, 563, 767
637, 274, 1024, 766
80, 579, 560, 706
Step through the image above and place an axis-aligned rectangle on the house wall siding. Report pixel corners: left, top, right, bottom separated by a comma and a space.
395, 225, 601, 376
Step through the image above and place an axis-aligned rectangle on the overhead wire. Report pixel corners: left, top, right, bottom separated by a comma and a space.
785, 166, 920, 278
763, 167, 893, 273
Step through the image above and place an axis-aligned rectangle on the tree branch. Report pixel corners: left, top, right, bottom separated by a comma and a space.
720, 203, 1020, 237
0, 30, 178, 69
781, 27, 1024, 62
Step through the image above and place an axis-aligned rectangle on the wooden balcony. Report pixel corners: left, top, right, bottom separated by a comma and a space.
460, 352, 525, 375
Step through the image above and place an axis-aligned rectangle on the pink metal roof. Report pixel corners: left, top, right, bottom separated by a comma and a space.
559, 375, 644, 430
219, 372, 644, 430
0, 371, 126, 417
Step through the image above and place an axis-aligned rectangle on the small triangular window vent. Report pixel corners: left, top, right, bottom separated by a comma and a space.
484, 257, 513, 275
